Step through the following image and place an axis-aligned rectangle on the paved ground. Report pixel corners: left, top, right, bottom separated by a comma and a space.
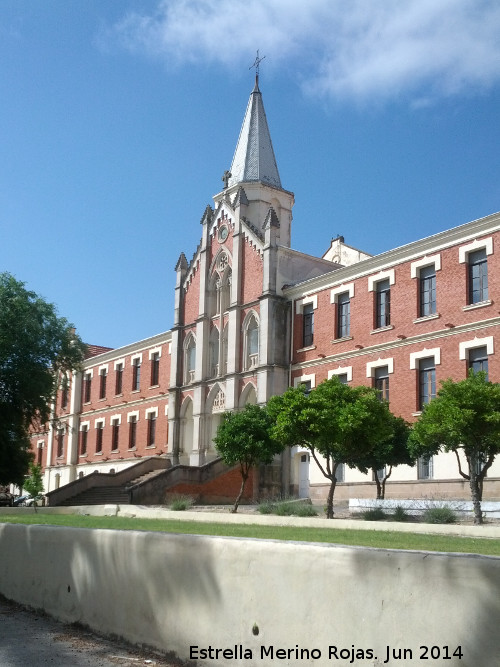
0, 597, 186, 667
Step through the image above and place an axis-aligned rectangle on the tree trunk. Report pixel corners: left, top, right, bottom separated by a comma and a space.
232, 471, 248, 514
468, 457, 483, 525
325, 477, 337, 519
373, 469, 382, 500
381, 466, 392, 501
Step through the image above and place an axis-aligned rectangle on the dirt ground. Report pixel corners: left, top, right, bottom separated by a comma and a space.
0, 596, 188, 667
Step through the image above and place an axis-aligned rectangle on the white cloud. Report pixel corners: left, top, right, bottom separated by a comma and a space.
108, 0, 500, 104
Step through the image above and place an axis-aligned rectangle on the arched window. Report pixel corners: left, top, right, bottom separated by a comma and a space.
221, 324, 228, 375
243, 312, 259, 370
207, 274, 218, 318
184, 334, 196, 384
219, 269, 232, 314
209, 327, 220, 378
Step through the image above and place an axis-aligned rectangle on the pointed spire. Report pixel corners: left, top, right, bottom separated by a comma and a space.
263, 206, 280, 229
228, 79, 281, 189
175, 252, 188, 272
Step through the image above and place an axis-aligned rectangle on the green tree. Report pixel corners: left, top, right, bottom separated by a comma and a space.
23, 462, 45, 510
268, 378, 394, 518
409, 372, 500, 525
0, 273, 86, 486
355, 415, 414, 499
214, 403, 284, 513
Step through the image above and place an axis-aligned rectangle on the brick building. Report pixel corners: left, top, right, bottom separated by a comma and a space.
32, 76, 500, 503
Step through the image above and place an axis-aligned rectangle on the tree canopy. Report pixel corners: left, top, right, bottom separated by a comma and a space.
0, 273, 86, 486
409, 371, 500, 524
268, 378, 395, 518
214, 403, 284, 513
354, 414, 414, 499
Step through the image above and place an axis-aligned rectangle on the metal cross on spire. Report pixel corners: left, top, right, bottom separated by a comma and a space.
249, 49, 266, 82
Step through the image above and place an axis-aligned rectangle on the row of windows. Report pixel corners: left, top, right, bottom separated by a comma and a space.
298, 345, 490, 411
77, 412, 160, 458
184, 316, 259, 384
81, 352, 161, 404
301, 248, 490, 347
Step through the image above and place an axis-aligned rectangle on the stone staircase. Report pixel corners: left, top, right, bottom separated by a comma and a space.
58, 486, 130, 506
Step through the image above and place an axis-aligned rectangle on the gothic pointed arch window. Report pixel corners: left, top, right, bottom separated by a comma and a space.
209, 326, 220, 378
219, 268, 232, 314
243, 311, 259, 370
207, 273, 219, 318
221, 324, 228, 375
184, 333, 196, 384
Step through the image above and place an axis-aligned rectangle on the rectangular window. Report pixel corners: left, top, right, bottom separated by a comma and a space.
80, 426, 88, 456
115, 363, 123, 395
419, 358, 436, 410
419, 265, 436, 316
469, 346, 488, 379
335, 463, 345, 482
147, 413, 156, 447
132, 359, 141, 391
129, 416, 137, 449
83, 373, 92, 403
417, 456, 433, 480
303, 303, 314, 347
111, 419, 120, 451
99, 369, 107, 400
57, 431, 64, 458
150, 352, 160, 386
468, 249, 488, 304
337, 292, 350, 338
37, 445, 43, 466
375, 279, 391, 328
374, 366, 390, 402
95, 423, 103, 454
300, 380, 312, 395
336, 374, 348, 385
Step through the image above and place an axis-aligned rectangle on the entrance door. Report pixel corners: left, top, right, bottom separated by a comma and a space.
298, 453, 310, 498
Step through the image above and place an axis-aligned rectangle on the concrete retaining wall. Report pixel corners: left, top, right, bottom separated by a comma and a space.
0, 523, 499, 666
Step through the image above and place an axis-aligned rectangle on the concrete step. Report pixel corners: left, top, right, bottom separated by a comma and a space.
60, 486, 130, 506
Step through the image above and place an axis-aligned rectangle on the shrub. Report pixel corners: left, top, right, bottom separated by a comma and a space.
169, 495, 194, 511
257, 500, 275, 515
361, 507, 387, 521
257, 498, 317, 517
422, 506, 457, 524
293, 503, 318, 517
392, 505, 409, 522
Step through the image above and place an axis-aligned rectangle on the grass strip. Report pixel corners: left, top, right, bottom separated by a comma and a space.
1, 513, 499, 557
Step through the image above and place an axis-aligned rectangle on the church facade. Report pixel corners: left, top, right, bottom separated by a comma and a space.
31, 77, 500, 502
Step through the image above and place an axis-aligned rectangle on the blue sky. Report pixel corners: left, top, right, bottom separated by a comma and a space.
2, 0, 500, 349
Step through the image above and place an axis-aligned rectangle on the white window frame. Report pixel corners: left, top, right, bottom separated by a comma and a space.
328, 366, 353, 382
114, 358, 125, 370
293, 373, 316, 389
459, 336, 494, 361
145, 407, 159, 419
296, 294, 318, 314
459, 237, 493, 264
148, 347, 162, 359
367, 269, 395, 292
330, 283, 355, 303
94, 418, 105, 429
410, 253, 442, 278
127, 411, 139, 422
110, 414, 122, 425
366, 358, 394, 378
409, 347, 441, 370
